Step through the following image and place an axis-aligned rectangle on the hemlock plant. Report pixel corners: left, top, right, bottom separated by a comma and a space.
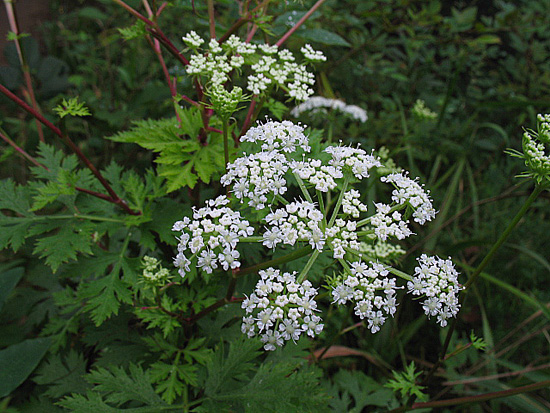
1, 1, 549, 410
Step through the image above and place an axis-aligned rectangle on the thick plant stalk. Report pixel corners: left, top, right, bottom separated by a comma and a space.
4, 0, 44, 142
0, 84, 140, 215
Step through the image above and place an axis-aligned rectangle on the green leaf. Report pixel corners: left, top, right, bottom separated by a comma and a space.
77, 7, 108, 21
0, 337, 52, 398
328, 370, 395, 412
298, 28, 350, 47
107, 113, 219, 191
203, 337, 329, 412
6, 31, 30, 41
385, 362, 428, 401
0, 178, 32, 216
53, 97, 91, 118
59, 364, 169, 411
32, 350, 89, 398
77, 234, 136, 326
118, 20, 147, 41
0, 267, 24, 312
33, 220, 95, 273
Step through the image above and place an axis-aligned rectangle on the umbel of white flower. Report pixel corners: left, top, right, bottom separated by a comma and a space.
182, 31, 325, 102
172, 120, 460, 350
291, 96, 368, 123
407, 255, 462, 327
242, 268, 323, 351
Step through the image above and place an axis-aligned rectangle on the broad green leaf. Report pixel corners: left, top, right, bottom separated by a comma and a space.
298, 28, 351, 47
33, 221, 95, 272
0, 337, 51, 398
0, 267, 24, 312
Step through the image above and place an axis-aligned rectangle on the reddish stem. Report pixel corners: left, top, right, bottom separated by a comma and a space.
275, 0, 326, 47
0, 129, 128, 204
207, 0, 216, 39
112, 0, 189, 65
240, 98, 257, 137
156, 1, 167, 16
0, 130, 43, 168
218, 0, 271, 43
0, 83, 140, 215
4, 0, 45, 142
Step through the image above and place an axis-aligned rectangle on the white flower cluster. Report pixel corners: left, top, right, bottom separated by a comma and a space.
291, 96, 368, 123
369, 203, 413, 242
240, 120, 310, 153
220, 151, 290, 210
301, 44, 327, 62
342, 189, 368, 217
263, 201, 325, 250
381, 172, 436, 225
221, 121, 311, 209
290, 158, 343, 192
182, 31, 204, 48
183, 33, 322, 101
169, 119, 461, 347
325, 219, 359, 259
331, 261, 399, 333
522, 113, 550, 177
325, 145, 382, 179
172, 196, 254, 277
241, 268, 323, 351
407, 254, 462, 327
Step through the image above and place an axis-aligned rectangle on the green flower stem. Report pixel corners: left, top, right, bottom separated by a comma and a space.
235, 245, 313, 278
356, 204, 402, 227
337, 257, 351, 273
29, 214, 126, 223
275, 194, 289, 205
464, 184, 543, 290
356, 230, 375, 237
297, 249, 320, 283
316, 189, 327, 229
343, 247, 376, 263
328, 175, 351, 227
293, 172, 314, 203
239, 236, 264, 243
387, 266, 413, 282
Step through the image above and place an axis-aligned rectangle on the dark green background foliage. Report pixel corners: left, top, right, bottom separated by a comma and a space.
1, 0, 549, 411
